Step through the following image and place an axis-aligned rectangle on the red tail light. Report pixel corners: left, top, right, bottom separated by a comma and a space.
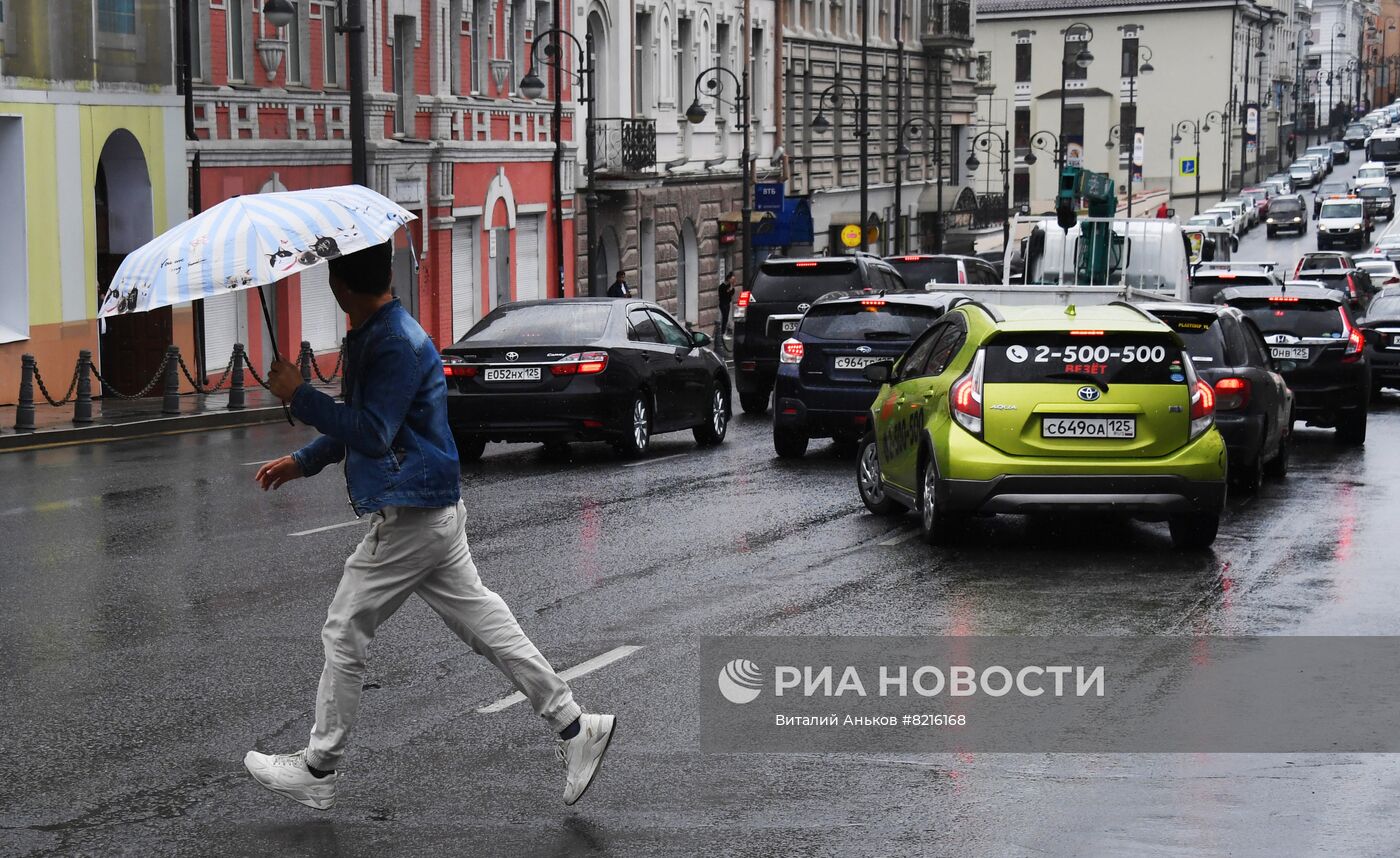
949, 351, 986, 435
958, 267, 967, 284
1269, 295, 1299, 303
734, 290, 752, 321
1213, 376, 1250, 410
860, 299, 886, 307
1069, 329, 1106, 336
795, 261, 819, 268
1342, 309, 1365, 361
1346, 275, 1359, 298
551, 351, 609, 375
780, 338, 804, 364
1190, 378, 1216, 438
442, 360, 477, 378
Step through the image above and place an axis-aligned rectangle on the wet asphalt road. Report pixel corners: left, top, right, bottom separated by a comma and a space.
7, 163, 1400, 857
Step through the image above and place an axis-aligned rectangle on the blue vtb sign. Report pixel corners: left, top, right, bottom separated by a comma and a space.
755, 183, 784, 211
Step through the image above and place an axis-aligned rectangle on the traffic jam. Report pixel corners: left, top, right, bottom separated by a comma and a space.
435, 110, 1400, 555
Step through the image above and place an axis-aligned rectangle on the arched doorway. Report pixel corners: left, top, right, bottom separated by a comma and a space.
593, 227, 621, 297
678, 218, 698, 324
96, 130, 164, 395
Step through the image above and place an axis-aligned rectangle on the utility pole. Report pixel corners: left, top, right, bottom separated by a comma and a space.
859, 0, 869, 249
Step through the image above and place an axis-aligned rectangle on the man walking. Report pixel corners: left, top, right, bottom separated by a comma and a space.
606, 270, 630, 298
246, 240, 616, 811
718, 270, 736, 336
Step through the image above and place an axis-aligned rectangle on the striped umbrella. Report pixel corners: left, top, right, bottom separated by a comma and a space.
99, 184, 416, 348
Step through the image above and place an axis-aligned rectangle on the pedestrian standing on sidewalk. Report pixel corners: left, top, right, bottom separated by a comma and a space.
247, 240, 616, 811
718, 270, 736, 336
1155, 202, 1169, 219
606, 270, 631, 298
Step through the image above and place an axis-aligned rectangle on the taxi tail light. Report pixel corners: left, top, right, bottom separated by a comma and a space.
1190, 378, 1216, 438
780, 338, 805, 364
1213, 377, 1250, 410
552, 351, 609, 375
949, 350, 985, 436
1343, 309, 1365, 361
734, 290, 752, 321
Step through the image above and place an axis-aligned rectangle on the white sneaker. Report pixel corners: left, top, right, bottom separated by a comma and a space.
557, 713, 616, 806
243, 749, 337, 810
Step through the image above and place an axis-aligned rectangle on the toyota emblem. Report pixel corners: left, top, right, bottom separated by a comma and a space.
505, 351, 520, 362
797, 303, 811, 313
857, 345, 872, 354
1077, 385, 1101, 402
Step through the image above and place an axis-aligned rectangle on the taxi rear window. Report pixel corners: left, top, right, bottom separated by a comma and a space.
984, 333, 1187, 385
800, 301, 941, 340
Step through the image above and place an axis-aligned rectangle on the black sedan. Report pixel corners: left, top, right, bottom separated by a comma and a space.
1357, 287, 1400, 394
1217, 285, 1372, 445
442, 299, 731, 459
1145, 303, 1293, 491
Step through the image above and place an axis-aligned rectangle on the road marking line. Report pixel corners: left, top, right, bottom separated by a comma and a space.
879, 528, 919, 546
622, 453, 687, 467
243, 459, 276, 466
0, 497, 90, 517
289, 519, 365, 537
476, 645, 643, 714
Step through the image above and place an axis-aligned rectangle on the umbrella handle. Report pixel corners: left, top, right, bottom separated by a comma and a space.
258, 285, 295, 426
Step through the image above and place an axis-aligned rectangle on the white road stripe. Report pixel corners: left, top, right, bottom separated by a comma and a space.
878, 528, 919, 546
622, 453, 687, 467
289, 519, 366, 537
476, 645, 644, 714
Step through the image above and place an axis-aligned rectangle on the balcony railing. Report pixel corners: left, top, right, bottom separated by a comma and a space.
591, 117, 657, 177
924, 0, 973, 47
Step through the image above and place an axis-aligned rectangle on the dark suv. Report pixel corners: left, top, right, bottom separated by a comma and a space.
1290, 269, 1375, 314
1265, 195, 1308, 237
1357, 287, 1400, 394
1217, 285, 1372, 444
1145, 304, 1293, 491
772, 291, 966, 457
884, 254, 1001, 290
1356, 183, 1396, 220
734, 255, 905, 414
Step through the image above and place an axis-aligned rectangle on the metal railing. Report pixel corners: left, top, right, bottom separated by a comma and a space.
592, 117, 658, 176
11, 340, 345, 432
925, 0, 972, 42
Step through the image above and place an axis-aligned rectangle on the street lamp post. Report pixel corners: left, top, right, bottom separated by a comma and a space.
686, 66, 751, 292
521, 28, 594, 296
891, 118, 924, 254
1175, 112, 1224, 215
1024, 130, 1066, 171
1240, 25, 1266, 192
1102, 43, 1153, 218
1330, 22, 1347, 132
965, 129, 1012, 249
811, 83, 869, 251
1056, 23, 1095, 171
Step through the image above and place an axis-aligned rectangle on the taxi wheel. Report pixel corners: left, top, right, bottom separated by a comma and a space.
693, 383, 729, 446
613, 394, 652, 459
917, 455, 962, 545
856, 432, 901, 516
454, 434, 486, 462
1169, 510, 1220, 550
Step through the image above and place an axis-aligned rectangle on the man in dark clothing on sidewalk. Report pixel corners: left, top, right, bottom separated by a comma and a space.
606, 270, 630, 298
718, 271, 736, 335
244, 240, 616, 810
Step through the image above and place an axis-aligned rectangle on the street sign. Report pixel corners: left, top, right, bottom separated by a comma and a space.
755, 182, 784, 212
1179, 158, 1197, 178
840, 224, 863, 248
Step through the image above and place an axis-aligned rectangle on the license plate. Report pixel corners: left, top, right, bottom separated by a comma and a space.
1042, 417, 1136, 439
834, 356, 881, 370
1270, 346, 1310, 360
780, 320, 799, 332
483, 366, 541, 382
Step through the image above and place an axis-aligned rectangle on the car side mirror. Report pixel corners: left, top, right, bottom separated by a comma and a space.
1230, 236, 1241, 252
864, 361, 893, 384
691, 331, 712, 348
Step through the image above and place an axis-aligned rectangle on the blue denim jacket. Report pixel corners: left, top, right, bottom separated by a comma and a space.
290, 299, 461, 515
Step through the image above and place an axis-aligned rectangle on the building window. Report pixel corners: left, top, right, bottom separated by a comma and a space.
286, 1, 302, 84
1119, 103, 1136, 156
1120, 36, 1138, 78
510, 0, 527, 95
189, 0, 203, 80
977, 51, 991, 83
1014, 106, 1030, 151
98, 0, 136, 34
228, 0, 246, 81
751, 27, 764, 126
1015, 42, 1030, 83
1062, 39, 1087, 82
1063, 104, 1085, 162
635, 12, 654, 113
676, 17, 692, 110
472, 0, 489, 93
393, 16, 415, 134
322, 1, 341, 86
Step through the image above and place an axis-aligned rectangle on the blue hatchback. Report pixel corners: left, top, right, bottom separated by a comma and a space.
772, 291, 967, 458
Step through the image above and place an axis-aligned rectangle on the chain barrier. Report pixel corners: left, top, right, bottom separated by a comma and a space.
177, 351, 236, 395
31, 362, 81, 407
90, 350, 172, 400
310, 344, 346, 385
243, 357, 274, 391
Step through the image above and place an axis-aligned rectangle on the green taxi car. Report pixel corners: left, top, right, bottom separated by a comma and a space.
856, 302, 1228, 549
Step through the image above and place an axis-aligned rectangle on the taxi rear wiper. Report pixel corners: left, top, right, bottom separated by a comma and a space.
1047, 371, 1110, 393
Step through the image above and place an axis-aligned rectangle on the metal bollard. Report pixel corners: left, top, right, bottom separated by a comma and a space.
161, 345, 181, 415
73, 350, 93, 424
15, 354, 36, 432
227, 344, 246, 410
299, 340, 313, 384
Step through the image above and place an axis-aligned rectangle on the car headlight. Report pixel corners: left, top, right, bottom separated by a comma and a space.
1294, 217, 1302, 223
1266, 218, 1276, 224
1354, 224, 1364, 230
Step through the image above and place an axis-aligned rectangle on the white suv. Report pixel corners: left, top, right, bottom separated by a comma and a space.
1354, 161, 1389, 190
1316, 198, 1371, 250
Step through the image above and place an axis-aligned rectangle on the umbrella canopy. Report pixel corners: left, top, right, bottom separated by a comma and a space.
99, 184, 416, 319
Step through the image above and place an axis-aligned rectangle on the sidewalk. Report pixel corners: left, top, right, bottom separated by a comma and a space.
0, 382, 338, 453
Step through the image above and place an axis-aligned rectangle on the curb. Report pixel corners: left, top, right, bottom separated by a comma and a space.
0, 406, 288, 453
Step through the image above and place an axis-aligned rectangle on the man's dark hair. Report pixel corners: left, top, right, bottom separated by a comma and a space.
723, 271, 736, 281
615, 271, 625, 279
329, 240, 394, 295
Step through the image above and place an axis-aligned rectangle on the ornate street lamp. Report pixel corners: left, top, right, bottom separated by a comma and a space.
686, 65, 751, 290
